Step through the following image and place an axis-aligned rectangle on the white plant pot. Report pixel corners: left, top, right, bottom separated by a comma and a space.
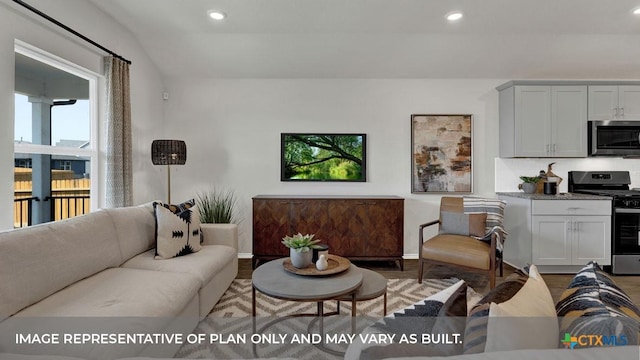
290, 248, 312, 268
520, 182, 537, 194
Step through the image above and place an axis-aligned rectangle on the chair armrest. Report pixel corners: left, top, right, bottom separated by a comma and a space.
201, 223, 238, 251
419, 219, 440, 230
419, 220, 440, 246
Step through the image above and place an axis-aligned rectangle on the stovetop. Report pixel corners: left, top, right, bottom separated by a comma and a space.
574, 189, 640, 198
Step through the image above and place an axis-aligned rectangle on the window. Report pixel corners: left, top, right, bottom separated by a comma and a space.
13, 41, 98, 227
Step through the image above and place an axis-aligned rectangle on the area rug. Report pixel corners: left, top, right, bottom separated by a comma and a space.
175, 278, 481, 359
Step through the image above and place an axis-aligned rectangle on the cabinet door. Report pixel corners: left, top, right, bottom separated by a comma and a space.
361, 199, 404, 257
572, 216, 611, 265
619, 86, 640, 120
252, 199, 291, 257
327, 200, 365, 256
551, 86, 587, 157
588, 86, 618, 120
515, 86, 551, 157
532, 216, 572, 265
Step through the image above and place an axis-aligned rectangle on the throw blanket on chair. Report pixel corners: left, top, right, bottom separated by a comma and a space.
463, 197, 507, 254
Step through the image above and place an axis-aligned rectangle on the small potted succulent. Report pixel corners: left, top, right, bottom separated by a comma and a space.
282, 233, 322, 268
519, 176, 541, 194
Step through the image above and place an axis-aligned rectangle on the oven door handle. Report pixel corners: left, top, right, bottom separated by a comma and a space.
614, 208, 640, 214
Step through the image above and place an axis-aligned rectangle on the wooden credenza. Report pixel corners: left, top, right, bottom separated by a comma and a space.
252, 195, 404, 269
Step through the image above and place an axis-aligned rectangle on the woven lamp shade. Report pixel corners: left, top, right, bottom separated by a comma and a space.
151, 140, 187, 165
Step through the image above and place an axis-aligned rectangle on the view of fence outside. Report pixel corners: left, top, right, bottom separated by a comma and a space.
14, 178, 90, 227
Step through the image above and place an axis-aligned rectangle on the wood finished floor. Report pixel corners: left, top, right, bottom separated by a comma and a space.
238, 259, 640, 305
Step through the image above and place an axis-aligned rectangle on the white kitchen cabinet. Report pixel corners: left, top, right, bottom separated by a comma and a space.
532, 215, 611, 266
588, 85, 640, 120
500, 85, 587, 157
498, 194, 611, 273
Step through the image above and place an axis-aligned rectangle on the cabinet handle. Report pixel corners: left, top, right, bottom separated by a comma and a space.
620, 107, 625, 118
614, 108, 618, 119
553, 144, 557, 154
546, 144, 550, 154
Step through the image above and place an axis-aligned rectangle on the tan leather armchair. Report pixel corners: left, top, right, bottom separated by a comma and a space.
418, 197, 505, 289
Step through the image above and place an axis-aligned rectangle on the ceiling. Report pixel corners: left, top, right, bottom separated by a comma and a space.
87, 0, 640, 79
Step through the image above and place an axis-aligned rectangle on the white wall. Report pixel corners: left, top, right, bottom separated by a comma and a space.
162, 78, 505, 257
495, 158, 640, 193
0, 1, 166, 229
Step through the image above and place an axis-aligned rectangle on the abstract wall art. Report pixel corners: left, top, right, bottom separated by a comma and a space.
411, 114, 473, 193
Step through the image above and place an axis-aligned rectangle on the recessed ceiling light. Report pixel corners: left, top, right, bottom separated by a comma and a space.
208, 10, 227, 21
633, 7, 640, 15
446, 11, 463, 21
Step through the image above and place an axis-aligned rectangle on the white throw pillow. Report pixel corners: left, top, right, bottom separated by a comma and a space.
484, 264, 558, 352
154, 203, 202, 259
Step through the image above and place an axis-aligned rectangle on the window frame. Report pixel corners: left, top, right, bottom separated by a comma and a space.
14, 40, 100, 212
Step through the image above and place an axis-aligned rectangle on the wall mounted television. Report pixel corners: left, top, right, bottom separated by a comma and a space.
281, 133, 366, 182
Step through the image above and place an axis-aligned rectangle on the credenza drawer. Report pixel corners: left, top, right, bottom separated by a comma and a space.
532, 200, 611, 216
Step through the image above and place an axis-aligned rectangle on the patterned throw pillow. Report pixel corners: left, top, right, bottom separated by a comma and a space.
464, 264, 558, 354
156, 198, 195, 214
355, 280, 469, 359
154, 202, 201, 260
555, 261, 640, 349
440, 211, 487, 238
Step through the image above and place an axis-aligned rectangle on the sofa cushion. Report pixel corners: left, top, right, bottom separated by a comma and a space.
0, 211, 121, 321
154, 203, 202, 260
464, 264, 557, 354
104, 203, 156, 261
121, 245, 236, 287
11, 267, 200, 317
0, 268, 200, 360
555, 261, 640, 349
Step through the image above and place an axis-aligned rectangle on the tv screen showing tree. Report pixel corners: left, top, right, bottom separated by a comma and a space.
281, 133, 366, 181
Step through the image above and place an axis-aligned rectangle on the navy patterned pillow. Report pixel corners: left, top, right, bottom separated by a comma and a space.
154, 202, 201, 259
354, 280, 468, 359
555, 261, 640, 349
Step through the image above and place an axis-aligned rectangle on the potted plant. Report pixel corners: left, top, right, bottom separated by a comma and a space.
196, 188, 239, 248
519, 176, 541, 194
282, 233, 322, 268
196, 188, 238, 224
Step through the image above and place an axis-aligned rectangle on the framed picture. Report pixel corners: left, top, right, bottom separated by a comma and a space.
411, 114, 473, 193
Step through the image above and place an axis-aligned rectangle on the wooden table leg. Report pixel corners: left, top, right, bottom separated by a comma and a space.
383, 291, 387, 316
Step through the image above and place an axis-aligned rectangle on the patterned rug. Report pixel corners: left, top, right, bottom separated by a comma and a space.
176, 278, 480, 359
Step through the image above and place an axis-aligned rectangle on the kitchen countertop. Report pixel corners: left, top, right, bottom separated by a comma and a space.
496, 192, 612, 200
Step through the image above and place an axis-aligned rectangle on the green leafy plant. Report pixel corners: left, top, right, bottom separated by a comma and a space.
281, 233, 322, 253
196, 188, 238, 224
519, 176, 541, 183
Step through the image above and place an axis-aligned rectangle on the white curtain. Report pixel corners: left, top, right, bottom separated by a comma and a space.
104, 56, 133, 207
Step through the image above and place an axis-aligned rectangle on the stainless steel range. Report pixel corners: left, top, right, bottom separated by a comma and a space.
569, 171, 640, 274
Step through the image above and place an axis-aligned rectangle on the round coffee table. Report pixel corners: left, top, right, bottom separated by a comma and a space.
251, 257, 364, 356
252, 257, 363, 317
336, 267, 387, 316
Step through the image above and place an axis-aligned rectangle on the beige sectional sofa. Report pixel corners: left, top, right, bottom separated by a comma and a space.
0, 202, 238, 359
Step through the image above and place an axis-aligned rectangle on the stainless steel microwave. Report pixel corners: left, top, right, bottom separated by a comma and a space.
588, 121, 640, 156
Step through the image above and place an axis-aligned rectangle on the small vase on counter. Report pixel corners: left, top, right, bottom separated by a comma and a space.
315, 254, 329, 271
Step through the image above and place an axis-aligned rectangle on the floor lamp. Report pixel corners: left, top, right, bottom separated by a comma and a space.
151, 140, 187, 204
